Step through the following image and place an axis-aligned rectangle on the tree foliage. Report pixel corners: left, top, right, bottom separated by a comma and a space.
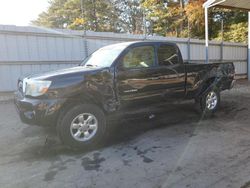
215, 22, 248, 43
211, 8, 248, 42
185, 0, 205, 38
113, 0, 144, 33
141, 0, 186, 37
32, 0, 248, 43
33, 0, 118, 31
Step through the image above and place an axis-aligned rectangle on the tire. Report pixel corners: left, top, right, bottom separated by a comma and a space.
57, 104, 107, 149
197, 87, 220, 118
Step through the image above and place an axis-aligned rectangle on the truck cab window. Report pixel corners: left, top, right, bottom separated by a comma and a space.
157, 45, 179, 66
122, 46, 155, 69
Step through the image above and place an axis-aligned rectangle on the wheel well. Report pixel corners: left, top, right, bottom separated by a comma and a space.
197, 77, 216, 97
56, 95, 105, 127
204, 77, 216, 88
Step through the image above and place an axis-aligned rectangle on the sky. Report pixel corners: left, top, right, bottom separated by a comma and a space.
0, 0, 49, 26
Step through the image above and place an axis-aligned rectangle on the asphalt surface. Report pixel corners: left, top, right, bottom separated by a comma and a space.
1, 81, 250, 188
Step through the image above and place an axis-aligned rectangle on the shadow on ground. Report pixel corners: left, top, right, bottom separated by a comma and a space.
17, 97, 240, 163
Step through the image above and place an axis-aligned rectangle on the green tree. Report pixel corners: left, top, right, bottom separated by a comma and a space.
185, 0, 206, 38
32, 0, 118, 31
33, 0, 248, 43
113, 0, 144, 34
142, 0, 186, 37
141, 0, 168, 35
211, 8, 248, 42
32, 0, 68, 28
215, 22, 248, 43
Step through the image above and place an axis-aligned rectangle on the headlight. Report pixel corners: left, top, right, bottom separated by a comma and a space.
25, 80, 52, 97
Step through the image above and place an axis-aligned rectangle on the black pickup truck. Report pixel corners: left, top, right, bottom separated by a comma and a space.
15, 41, 235, 148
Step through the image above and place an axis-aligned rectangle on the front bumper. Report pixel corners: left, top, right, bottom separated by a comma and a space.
14, 91, 65, 126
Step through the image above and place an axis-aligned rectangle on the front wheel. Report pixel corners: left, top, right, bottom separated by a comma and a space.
57, 104, 107, 149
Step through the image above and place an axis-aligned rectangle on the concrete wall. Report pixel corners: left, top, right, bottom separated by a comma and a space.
0, 25, 248, 91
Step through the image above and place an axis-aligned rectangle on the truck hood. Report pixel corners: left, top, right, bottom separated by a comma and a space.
24, 66, 104, 80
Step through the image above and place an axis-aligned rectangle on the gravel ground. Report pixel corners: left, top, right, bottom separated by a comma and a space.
0, 92, 13, 102
1, 80, 250, 188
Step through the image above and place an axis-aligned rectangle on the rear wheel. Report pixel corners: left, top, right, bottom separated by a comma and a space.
197, 88, 220, 118
57, 104, 106, 149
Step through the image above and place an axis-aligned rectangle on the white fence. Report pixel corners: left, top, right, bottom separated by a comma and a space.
0, 25, 248, 91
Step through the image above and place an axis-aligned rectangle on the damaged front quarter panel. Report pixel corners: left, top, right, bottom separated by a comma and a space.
84, 67, 119, 112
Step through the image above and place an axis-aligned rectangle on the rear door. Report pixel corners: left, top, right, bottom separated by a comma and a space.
154, 44, 186, 99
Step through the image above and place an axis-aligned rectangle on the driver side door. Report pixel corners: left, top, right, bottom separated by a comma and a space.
115, 44, 164, 101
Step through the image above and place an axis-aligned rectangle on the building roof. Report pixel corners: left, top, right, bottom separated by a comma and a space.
204, 0, 250, 11
0, 24, 67, 36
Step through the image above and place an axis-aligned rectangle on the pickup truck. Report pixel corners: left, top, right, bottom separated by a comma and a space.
15, 41, 235, 148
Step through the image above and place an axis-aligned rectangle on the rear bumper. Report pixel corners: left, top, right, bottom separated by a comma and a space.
14, 91, 65, 126
220, 76, 235, 91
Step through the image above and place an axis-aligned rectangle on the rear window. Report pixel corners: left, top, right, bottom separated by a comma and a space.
157, 45, 179, 66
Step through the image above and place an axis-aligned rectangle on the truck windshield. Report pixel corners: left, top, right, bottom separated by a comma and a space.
81, 44, 127, 67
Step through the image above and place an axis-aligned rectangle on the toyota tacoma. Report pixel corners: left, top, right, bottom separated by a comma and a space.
15, 41, 235, 148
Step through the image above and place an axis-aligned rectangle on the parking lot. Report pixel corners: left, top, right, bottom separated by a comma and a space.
1, 80, 250, 188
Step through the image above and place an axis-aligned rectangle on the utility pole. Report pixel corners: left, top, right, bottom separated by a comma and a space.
179, 0, 184, 34
248, 12, 250, 81
187, 19, 191, 62
81, 0, 88, 57
92, 0, 98, 31
81, 0, 84, 29
220, 19, 224, 62
205, 7, 209, 64
143, 9, 146, 36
